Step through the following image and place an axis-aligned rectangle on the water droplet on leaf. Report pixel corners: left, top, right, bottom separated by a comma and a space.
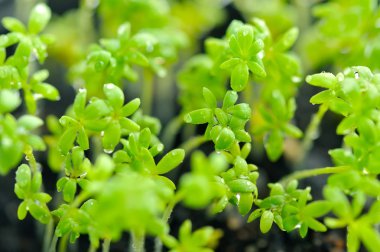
105, 83, 115, 89
103, 149, 113, 154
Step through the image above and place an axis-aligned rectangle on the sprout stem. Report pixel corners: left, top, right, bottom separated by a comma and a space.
131, 231, 145, 252
102, 238, 111, 252
154, 193, 184, 252
49, 235, 58, 252
279, 165, 351, 186
296, 104, 328, 167
141, 70, 154, 115
58, 234, 69, 252
162, 115, 184, 150
43, 219, 54, 252
179, 135, 207, 155
24, 145, 38, 173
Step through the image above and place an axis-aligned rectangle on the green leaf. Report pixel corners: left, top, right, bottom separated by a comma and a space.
28, 3, 51, 34
127, 50, 149, 66
156, 149, 185, 174
222, 91, 238, 109
34, 192, 52, 203
265, 130, 284, 161
259, 195, 284, 209
2, 17, 26, 33
299, 222, 308, 238
359, 225, 380, 252
274, 27, 299, 52
352, 192, 366, 218
220, 58, 241, 70
306, 72, 337, 89
57, 177, 69, 192
283, 124, 302, 138
179, 220, 192, 241
0, 48, 5, 63
63, 179, 76, 202
249, 39, 264, 55
71, 146, 84, 169
202, 87, 217, 108
77, 127, 89, 150
104, 83, 124, 109
228, 103, 251, 120
102, 121, 121, 152
214, 127, 235, 150
16, 164, 31, 188
283, 215, 299, 231
323, 186, 351, 218
236, 25, 254, 52
329, 98, 351, 116
305, 218, 326, 232
214, 108, 228, 126
32, 69, 49, 83
138, 128, 151, 148
184, 108, 213, 124
310, 90, 334, 105
84, 100, 111, 120
180, 174, 213, 208
231, 63, 249, 91
229, 36, 242, 56
29, 202, 50, 224
0, 90, 21, 113
87, 50, 111, 71
0, 33, 19, 47
227, 179, 256, 193
73, 89, 87, 116
260, 210, 274, 233
358, 118, 376, 143
238, 192, 253, 215
119, 117, 140, 132
55, 218, 72, 237
248, 209, 262, 223
17, 201, 28, 220
117, 22, 131, 42
18, 115, 43, 130
33, 83, 60, 101
211, 196, 229, 214
303, 201, 332, 218
247, 60, 266, 78
120, 98, 141, 117
58, 127, 77, 154
328, 170, 358, 188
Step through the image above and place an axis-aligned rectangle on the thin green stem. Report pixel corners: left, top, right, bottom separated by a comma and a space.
102, 238, 111, 252
58, 234, 69, 252
141, 70, 154, 115
179, 135, 207, 155
43, 219, 54, 252
154, 193, 184, 252
24, 145, 38, 173
88, 245, 96, 252
71, 191, 91, 208
279, 165, 351, 186
296, 104, 328, 167
131, 230, 145, 252
49, 235, 58, 252
161, 115, 184, 150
